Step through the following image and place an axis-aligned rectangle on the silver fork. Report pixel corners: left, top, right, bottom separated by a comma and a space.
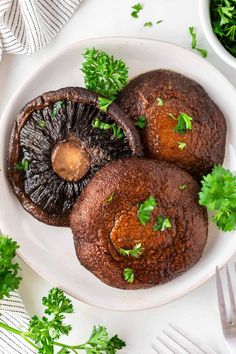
216, 265, 236, 354
152, 323, 217, 353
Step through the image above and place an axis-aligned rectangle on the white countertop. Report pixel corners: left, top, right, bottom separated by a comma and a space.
1, 0, 236, 353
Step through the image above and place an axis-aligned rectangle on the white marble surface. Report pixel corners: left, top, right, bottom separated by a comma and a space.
0, 0, 236, 353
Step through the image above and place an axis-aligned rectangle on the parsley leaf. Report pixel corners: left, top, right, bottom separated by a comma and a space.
38, 119, 46, 128
211, 0, 236, 58
137, 196, 157, 225
189, 26, 208, 58
135, 115, 146, 128
199, 165, 236, 232
179, 184, 187, 191
98, 97, 113, 112
173, 113, 192, 135
82, 48, 128, 100
104, 192, 115, 205
131, 3, 143, 18
106, 335, 126, 353
119, 243, 144, 258
144, 21, 153, 27
0, 235, 21, 300
153, 216, 172, 231
92, 118, 124, 139
178, 141, 187, 150
123, 268, 134, 283
156, 97, 164, 106
15, 159, 29, 172
156, 20, 163, 25
51, 101, 63, 118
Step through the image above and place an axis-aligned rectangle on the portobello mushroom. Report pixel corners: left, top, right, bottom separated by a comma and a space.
116, 70, 226, 178
71, 158, 208, 290
8, 87, 143, 227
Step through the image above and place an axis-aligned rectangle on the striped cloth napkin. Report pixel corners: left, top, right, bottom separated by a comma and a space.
0, 0, 81, 61
0, 291, 36, 354
0, 1, 81, 352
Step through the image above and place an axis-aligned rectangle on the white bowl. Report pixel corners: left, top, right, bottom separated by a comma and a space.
199, 0, 236, 69
1, 38, 236, 311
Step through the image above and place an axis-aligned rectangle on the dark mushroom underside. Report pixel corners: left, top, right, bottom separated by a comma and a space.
17, 100, 133, 220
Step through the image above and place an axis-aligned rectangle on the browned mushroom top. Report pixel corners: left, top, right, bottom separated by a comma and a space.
71, 158, 208, 290
8, 87, 143, 227
117, 69, 226, 178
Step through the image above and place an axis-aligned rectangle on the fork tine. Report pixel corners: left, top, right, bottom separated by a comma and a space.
156, 335, 184, 354
163, 329, 196, 353
169, 323, 218, 354
226, 264, 236, 324
216, 266, 228, 325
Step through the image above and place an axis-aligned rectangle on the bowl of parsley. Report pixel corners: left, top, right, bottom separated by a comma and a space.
199, 0, 236, 68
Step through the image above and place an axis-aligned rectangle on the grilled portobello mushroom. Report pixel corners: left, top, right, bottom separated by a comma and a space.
117, 69, 226, 178
8, 87, 143, 227
71, 158, 208, 289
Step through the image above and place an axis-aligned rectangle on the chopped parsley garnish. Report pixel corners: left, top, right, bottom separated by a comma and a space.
15, 159, 29, 172
189, 26, 208, 58
98, 97, 113, 112
123, 268, 134, 283
137, 196, 157, 225
179, 184, 187, 191
82, 48, 128, 101
156, 97, 164, 106
173, 113, 192, 135
156, 20, 163, 25
144, 21, 153, 27
211, 0, 236, 58
135, 115, 146, 128
38, 119, 46, 128
199, 165, 236, 232
51, 101, 63, 118
131, 3, 143, 18
153, 216, 172, 231
92, 118, 124, 139
178, 141, 187, 150
119, 243, 144, 258
104, 192, 115, 204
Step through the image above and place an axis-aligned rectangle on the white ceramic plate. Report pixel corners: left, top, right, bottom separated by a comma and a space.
0, 38, 236, 311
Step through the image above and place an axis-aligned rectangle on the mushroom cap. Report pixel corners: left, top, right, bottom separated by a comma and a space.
8, 87, 143, 227
71, 158, 208, 290
116, 70, 226, 178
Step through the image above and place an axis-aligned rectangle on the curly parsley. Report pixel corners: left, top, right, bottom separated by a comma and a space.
82, 48, 128, 111
123, 268, 134, 283
199, 165, 236, 232
0, 235, 126, 353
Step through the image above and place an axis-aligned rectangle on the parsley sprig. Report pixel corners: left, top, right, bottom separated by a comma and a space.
211, 0, 236, 58
137, 196, 157, 225
0, 235, 126, 353
199, 165, 236, 232
123, 268, 134, 283
153, 216, 172, 232
189, 26, 208, 58
135, 116, 146, 128
173, 113, 192, 135
92, 118, 124, 139
131, 3, 143, 18
119, 243, 144, 258
15, 159, 29, 172
82, 48, 128, 111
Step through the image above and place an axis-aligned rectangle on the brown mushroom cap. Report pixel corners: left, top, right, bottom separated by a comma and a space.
71, 158, 208, 290
116, 70, 226, 178
8, 87, 143, 227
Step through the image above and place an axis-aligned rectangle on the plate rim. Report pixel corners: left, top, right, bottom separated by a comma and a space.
1, 36, 236, 311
